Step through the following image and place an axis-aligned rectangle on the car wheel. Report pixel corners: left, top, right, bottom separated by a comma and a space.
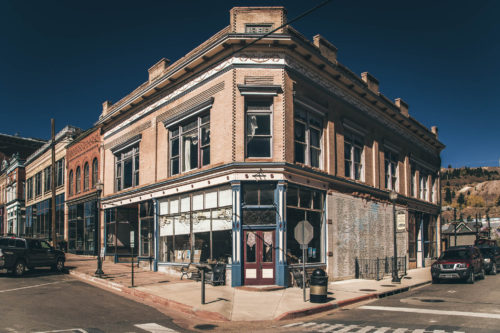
432, 277, 439, 284
490, 264, 497, 275
13, 260, 26, 277
52, 258, 64, 273
466, 270, 475, 284
479, 268, 486, 280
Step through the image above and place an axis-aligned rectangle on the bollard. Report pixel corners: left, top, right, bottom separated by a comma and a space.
201, 269, 206, 305
310, 268, 328, 303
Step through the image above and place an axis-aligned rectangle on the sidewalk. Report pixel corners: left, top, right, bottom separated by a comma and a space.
65, 254, 431, 322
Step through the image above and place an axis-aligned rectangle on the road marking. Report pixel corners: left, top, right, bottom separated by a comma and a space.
282, 322, 304, 328
0, 280, 74, 293
299, 322, 319, 328
360, 305, 500, 320
353, 326, 375, 332
134, 323, 179, 332
372, 327, 390, 333
392, 329, 407, 333
318, 324, 343, 332
34, 329, 87, 333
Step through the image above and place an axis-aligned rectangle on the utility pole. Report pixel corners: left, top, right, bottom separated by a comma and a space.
453, 208, 457, 246
51, 119, 57, 247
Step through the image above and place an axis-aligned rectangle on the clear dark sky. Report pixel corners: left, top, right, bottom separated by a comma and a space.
1, 1, 498, 168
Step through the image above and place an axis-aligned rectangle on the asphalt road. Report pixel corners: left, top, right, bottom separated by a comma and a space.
275, 274, 500, 333
0, 268, 192, 333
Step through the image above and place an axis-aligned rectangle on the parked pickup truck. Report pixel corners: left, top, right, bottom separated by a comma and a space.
0, 237, 65, 276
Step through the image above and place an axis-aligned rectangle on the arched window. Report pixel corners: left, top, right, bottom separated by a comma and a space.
69, 170, 73, 196
84, 162, 89, 191
92, 158, 98, 188
76, 166, 81, 193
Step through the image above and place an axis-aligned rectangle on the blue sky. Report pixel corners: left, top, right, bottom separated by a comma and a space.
1, 1, 498, 168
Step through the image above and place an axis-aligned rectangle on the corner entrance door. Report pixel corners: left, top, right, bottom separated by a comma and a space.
243, 230, 275, 285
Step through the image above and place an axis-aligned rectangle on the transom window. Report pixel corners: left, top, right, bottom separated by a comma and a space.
384, 150, 398, 191
115, 145, 139, 191
344, 131, 363, 180
169, 114, 210, 176
294, 106, 323, 168
246, 100, 272, 158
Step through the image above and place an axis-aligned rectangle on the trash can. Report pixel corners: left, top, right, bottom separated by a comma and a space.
310, 268, 328, 303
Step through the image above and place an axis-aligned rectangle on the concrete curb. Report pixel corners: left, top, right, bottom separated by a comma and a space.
68, 268, 430, 323
275, 280, 431, 321
68, 270, 229, 322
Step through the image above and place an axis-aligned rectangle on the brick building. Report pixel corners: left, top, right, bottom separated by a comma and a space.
96, 7, 444, 286
25, 126, 81, 242
0, 133, 45, 235
65, 127, 102, 254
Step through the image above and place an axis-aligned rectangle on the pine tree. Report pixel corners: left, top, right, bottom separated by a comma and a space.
457, 193, 465, 207
444, 188, 452, 203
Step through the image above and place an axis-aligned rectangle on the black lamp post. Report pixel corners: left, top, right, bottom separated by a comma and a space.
389, 190, 401, 283
95, 182, 104, 277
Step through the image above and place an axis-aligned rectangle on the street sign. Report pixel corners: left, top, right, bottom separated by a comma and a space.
130, 230, 135, 248
100, 247, 105, 259
294, 220, 314, 245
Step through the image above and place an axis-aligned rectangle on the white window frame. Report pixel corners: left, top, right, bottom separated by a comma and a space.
384, 150, 399, 191
294, 104, 323, 169
245, 99, 273, 159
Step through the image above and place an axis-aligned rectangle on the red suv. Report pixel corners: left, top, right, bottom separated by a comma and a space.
431, 246, 485, 284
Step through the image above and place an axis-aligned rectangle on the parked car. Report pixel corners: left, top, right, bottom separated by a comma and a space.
478, 245, 500, 275
431, 246, 485, 284
0, 237, 65, 276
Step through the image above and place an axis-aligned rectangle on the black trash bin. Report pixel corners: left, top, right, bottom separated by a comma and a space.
310, 268, 328, 303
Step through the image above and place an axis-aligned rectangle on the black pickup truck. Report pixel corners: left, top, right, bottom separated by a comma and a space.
0, 237, 65, 276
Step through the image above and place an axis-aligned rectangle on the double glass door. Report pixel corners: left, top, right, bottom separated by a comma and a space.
243, 230, 275, 285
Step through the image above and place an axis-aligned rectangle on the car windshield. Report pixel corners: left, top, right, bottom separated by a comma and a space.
440, 250, 470, 260
479, 248, 492, 256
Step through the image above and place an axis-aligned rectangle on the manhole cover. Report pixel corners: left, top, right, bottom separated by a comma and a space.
381, 284, 396, 287
359, 289, 377, 291
420, 299, 445, 303
194, 324, 218, 330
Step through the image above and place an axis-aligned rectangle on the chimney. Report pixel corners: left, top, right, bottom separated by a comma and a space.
431, 126, 438, 138
313, 34, 338, 63
229, 7, 287, 34
148, 58, 170, 83
361, 72, 379, 94
102, 100, 112, 116
395, 98, 409, 117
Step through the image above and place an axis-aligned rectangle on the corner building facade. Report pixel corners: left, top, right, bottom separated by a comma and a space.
98, 7, 444, 286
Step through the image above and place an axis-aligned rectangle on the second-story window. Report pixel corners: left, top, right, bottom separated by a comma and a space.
410, 164, 416, 197
56, 158, 64, 187
43, 166, 51, 193
384, 150, 398, 191
35, 172, 42, 197
169, 114, 210, 176
27, 177, 33, 200
92, 158, 98, 188
83, 162, 89, 191
419, 172, 428, 200
294, 106, 323, 168
246, 100, 272, 158
344, 131, 363, 180
115, 145, 139, 191
69, 170, 73, 196
76, 166, 81, 193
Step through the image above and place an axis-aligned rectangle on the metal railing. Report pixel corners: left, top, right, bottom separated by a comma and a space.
355, 256, 407, 280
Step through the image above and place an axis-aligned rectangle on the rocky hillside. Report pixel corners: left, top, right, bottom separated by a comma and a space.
441, 167, 500, 221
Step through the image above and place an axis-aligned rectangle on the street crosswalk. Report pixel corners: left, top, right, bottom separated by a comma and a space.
33, 323, 179, 333
280, 322, 465, 333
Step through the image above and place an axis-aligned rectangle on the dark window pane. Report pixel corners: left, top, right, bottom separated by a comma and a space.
310, 128, 320, 147
243, 184, 259, 205
171, 138, 179, 157
294, 121, 305, 142
182, 119, 197, 132
311, 148, 320, 168
310, 115, 322, 128
171, 157, 179, 175
295, 142, 305, 164
123, 158, 133, 188
345, 161, 351, 178
201, 147, 210, 166
252, 114, 270, 135
299, 189, 312, 209
260, 183, 275, 205
312, 191, 323, 210
262, 231, 273, 262
201, 126, 210, 145
247, 137, 270, 157
287, 187, 298, 207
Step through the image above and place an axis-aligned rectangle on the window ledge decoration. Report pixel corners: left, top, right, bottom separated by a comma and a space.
237, 84, 282, 96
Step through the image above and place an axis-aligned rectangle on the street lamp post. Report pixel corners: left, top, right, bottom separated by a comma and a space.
95, 182, 104, 277
389, 190, 401, 283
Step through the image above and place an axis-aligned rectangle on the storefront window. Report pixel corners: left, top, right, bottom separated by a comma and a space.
286, 186, 324, 264
140, 201, 154, 257
68, 200, 96, 255
159, 186, 232, 264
